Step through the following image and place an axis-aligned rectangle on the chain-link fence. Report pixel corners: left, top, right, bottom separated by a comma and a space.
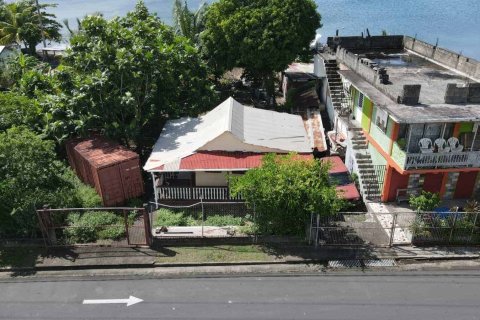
309, 210, 480, 247
149, 201, 256, 239
36, 207, 151, 247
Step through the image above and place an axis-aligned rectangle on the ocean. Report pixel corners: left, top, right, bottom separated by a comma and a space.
39, 0, 480, 59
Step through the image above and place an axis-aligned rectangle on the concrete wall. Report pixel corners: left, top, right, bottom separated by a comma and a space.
404, 36, 480, 80
327, 35, 404, 52
195, 172, 228, 187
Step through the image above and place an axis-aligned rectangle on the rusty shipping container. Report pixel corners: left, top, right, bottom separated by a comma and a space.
65, 136, 144, 206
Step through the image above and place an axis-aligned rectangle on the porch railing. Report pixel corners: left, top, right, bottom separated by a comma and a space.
404, 151, 480, 169
157, 187, 243, 201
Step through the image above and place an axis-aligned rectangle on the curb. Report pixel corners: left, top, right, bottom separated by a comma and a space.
1, 254, 478, 273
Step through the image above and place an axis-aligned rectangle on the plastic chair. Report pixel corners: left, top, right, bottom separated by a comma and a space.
433, 138, 449, 152
418, 138, 433, 153
447, 137, 464, 152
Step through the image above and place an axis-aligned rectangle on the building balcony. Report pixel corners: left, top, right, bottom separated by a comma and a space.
392, 142, 480, 170
156, 187, 243, 201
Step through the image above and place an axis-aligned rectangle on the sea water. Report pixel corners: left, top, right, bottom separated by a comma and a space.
39, 0, 480, 59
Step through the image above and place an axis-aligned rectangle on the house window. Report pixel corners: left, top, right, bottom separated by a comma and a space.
375, 107, 389, 133
357, 92, 364, 108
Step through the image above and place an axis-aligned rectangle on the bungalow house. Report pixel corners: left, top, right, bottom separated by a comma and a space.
144, 97, 313, 202
316, 35, 480, 202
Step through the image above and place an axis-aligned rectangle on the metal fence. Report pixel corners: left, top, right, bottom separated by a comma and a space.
309, 210, 480, 247
149, 201, 255, 239
36, 207, 151, 247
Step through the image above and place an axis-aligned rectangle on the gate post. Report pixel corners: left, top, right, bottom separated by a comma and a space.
389, 212, 398, 247
143, 204, 152, 246
200, 197, 205, 238
469, 212, 479, 243
123, 209, 130, 245
36, 206, 49, 248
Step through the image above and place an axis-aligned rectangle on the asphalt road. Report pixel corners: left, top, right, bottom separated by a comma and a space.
0, 271, 479, 320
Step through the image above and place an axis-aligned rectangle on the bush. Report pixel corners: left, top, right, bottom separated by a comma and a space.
154, 208, 198, 227
64, 211, 125, 243
409, 191, 441, 212
204, 215, 244, 226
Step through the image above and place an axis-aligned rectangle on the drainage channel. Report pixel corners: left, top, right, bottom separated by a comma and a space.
328, 259, 397, 269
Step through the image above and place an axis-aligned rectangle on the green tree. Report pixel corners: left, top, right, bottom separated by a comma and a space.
229, 153, 344, 236
0, 127, 100, 237
0, 0, 62, 54
201, 0, 321, 97
172, 0, 208, 45
43, 1, 216, 151
0, 91, 41, 131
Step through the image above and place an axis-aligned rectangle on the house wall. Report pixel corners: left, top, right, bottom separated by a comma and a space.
384, 167, 410, 202
454, 172, 477, 199
423, 173, 444, 194
199, 132, 286, 153
361, 97, 373, 131
195, 172, 228, 187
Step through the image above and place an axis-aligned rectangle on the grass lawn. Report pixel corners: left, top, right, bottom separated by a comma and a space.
155, 245, 278, 264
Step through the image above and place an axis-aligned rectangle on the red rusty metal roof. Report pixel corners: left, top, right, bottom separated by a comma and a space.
321, 156, 349, 174
68, 136, 139, 169
150, 151, 313, 171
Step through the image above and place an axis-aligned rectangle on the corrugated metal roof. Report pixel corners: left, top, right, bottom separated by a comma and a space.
149, 151, 313, 172
321, 156, 348, 174
69, 136, 139, 169
144, 97, 312, 171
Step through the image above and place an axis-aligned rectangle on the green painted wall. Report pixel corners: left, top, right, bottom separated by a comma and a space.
368, 144, 387, 166
391, 142, 406, 168
370, 124, 391, 154
459, 122, 474, 134
361, 97, 373, 131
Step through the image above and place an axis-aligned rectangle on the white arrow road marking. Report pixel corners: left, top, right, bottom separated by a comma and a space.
83, 295, 143, 307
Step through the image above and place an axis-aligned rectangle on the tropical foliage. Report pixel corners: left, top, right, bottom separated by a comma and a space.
172, 0, 208, 45
201, 0, 321, 96
41, 1, 216, 151
409, 191, 441, 212
0, 127, 100, 237
0, 0, 61, 54
229, 153, 344, 236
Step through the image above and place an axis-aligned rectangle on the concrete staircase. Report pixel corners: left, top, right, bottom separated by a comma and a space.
324, 58, 382, 202
349, 127, 382, 201
324, 60, 349, 113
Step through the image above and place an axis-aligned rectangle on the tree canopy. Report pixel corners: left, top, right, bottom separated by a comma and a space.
229, 153, 344, 236
0, 0, 62, 54
42, 1, 216, 151
201, 0, 321, 93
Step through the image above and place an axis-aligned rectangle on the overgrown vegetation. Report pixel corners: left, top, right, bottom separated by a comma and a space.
409, 191, 441, 211
153, 208, 247, 228
64, 211, 125, 243
229, 153, 345, 236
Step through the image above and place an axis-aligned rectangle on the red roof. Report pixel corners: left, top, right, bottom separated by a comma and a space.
321, 156, 349, 174
151, 151, 313, 171
67, 136, 139, 169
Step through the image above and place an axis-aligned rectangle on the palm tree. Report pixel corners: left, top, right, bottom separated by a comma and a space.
0, 2, 34, 46
0, 0, 61, 54
172, 0, 208, 45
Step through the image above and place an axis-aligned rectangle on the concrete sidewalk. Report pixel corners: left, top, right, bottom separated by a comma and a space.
1, 244, 479, 272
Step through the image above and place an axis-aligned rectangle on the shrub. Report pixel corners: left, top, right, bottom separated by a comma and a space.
64, 211, 125, 243
409, 191, 441, 212
204, 215, 244, 226
154, 208, 198, 227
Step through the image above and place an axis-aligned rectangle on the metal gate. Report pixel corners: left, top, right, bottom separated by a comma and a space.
36, 206, 152, 247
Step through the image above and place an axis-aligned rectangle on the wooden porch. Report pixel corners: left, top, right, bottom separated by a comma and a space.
156, 187, 243, 201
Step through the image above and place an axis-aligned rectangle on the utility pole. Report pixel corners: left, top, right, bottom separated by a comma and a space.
35, 0, 47, 48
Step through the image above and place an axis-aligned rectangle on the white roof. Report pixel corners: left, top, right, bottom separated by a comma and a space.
144, 97, 311, 171
0, 46, 5, 55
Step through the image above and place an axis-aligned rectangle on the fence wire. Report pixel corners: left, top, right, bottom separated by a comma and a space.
309, 210, 480, 247
149, 201, 255, 239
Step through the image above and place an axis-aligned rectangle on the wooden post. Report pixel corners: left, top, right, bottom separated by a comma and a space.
142, 205, 152, 246
123, 209, 130, 246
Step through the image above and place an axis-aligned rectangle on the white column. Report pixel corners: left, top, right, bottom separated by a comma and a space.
151, 172, 158, 209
